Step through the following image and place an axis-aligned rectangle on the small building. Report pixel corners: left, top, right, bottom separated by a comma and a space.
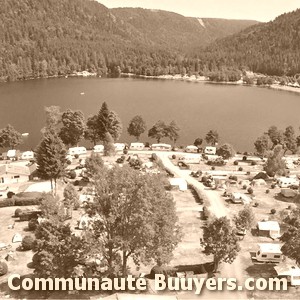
93, 145, 104, 153
0, 164, 36, 185
169, 178, 188, 191
151, 143, 172, 151
185, 145, 198, 153
68, 147, 87, 156
21, 151, 34, 160
129, 142, 145, 150
204, 146, 216, 155
257, 221, 281, 239
274, 263, 300, 286
114, 143, 126, 152
252, 243, 283, 263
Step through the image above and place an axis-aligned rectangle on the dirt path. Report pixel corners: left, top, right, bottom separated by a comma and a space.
156, 152, 248, 299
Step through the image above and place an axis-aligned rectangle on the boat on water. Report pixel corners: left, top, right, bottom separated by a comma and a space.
21, 133, 29, 136
80, 92, 85, 95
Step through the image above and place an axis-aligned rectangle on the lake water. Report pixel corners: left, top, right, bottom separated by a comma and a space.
0, 77, 299, 152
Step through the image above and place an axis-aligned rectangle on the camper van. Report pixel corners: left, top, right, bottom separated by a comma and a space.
68, 147, 87, 156
114, 143, 126, 152
21, 151, 34, 160
277, 177, 299, 188
185, 145, 198, 153
129, 143, 145, 151
253, 243, 283, 263
204, 146, 216, 155
150, 144, 172, 151
93, 145, 104, 153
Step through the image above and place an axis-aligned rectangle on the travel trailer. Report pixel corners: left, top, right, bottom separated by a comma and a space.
204, 146, 216, 155
150, 143, 172, 151
68, 147, 87, 156
179, 154, 202, 164
114, 143, 126, 152
277, 176, 299, 188
253, 243, 283, 263
93, 145, 104, 153
185, 145, 198, 153
274, 263, 300, 286
129, 143, 145, 150
21, 151, 34, 160
230, 192, 252, 204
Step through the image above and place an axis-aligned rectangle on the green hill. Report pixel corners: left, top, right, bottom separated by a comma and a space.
203, 9, 300, 76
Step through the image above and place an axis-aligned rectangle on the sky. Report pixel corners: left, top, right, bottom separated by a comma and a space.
96, 0, 300, 22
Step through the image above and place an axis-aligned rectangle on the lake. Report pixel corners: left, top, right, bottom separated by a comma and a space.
0, 77, 299, 152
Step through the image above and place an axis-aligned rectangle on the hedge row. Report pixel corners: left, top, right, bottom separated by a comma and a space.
0, 197, 42, 208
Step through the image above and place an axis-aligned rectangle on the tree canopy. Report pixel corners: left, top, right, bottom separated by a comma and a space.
127, 115, 147, 141
86, 165, 180, 276
202, 216, 240, 271
59, 109, 85, 146
216, 143, 235, 159
205, 130, 219, 146
0, 124, 23, 149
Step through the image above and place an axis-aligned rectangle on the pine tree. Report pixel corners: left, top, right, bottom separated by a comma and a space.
35, 129, 67, 194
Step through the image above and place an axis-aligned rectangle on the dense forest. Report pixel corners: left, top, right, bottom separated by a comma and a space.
1, 0, 299, 82
204, 9, 300, 76
0, 0, 257, 82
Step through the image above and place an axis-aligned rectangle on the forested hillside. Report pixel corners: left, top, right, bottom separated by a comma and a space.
0, 0, 257, 82
112, 8, 257, 54
204, 9, 300, 76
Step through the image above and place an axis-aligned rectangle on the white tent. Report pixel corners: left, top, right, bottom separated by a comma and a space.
257, 221, 280, 239
169, 178, 188, 191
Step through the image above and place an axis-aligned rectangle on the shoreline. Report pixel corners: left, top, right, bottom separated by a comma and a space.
121, 73, 300, 95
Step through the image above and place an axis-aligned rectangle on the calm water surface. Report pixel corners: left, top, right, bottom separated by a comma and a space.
0, 77, 299, 151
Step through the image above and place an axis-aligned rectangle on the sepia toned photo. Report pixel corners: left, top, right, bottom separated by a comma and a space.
0, 1, 300, 299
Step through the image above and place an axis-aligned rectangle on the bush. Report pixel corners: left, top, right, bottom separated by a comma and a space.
172, 155, 176, 159
69, 170, 76, 179
243, 156, 247, 161
0, 261, 8, 276
211, 166, 215, 170
0, 198, 15, 208
251, 161, 257, 166
66, 160, 71, 165
22, 235, 35, 250
229, 175, 238, 181
238, 167, 243, 171
7, 191, 15, 199
15, 208, 22, 217
271, 209, 276, 214
201, 176, 208, 183
233, 160, 239, 166
271, 183, 276, 189
246, 171, 250, 175
74, 180, 80, 186
254, 202, 259, 207
266, 189, 270, 194
242, 184, 247, 190
74, 154, 79, 159
145, 142, 150, 148
123, 149, 128, 155
247, 187, 254, 194
28, 219, 38, 231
